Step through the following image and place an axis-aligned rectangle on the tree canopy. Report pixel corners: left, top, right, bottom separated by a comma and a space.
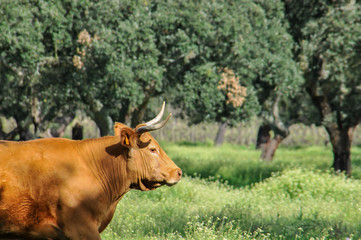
0, 0, 76, 139
1, 0, 301, 139
1, 0, 361, 176
170, 0, 302, 133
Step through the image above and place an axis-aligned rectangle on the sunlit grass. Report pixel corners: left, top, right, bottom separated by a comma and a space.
101, 143, 361, 239
102, 171, 361, 239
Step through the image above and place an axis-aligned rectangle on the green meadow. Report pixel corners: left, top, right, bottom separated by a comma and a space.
101, 144, 361, 239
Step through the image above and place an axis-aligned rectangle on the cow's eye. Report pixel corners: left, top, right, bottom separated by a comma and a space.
150, 148, 157, 153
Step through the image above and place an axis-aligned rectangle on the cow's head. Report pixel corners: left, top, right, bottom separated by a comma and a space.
114, 102, 182, 191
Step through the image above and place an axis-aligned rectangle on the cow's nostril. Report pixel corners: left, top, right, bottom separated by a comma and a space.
177, 169, 182, 177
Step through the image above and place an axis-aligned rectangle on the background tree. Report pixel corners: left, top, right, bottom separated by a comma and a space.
247, 0, 304, 160
284, 0, 361, 175
167, 0, 302, 147
256, 90, 321, 161
70, 0, 167, 134
1, 0, 180, 137
0, 0, 76, 139
68, 0, 262, 140
157, 0, 263, 145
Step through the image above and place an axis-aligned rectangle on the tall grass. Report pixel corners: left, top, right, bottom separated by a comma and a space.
102, 170, 361, 239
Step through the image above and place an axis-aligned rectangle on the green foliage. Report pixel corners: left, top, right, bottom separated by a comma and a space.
0, 0, 76, 136
0, 1, 43, 68
0, 0, 176, 135
1, 0, 301, 135
74, 0, 165, 111
171, 0, 302, 127
300, 2, 361, 127
0, 1, 41, 121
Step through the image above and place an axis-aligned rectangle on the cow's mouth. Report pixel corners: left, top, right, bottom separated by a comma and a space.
140, 180, 165, 191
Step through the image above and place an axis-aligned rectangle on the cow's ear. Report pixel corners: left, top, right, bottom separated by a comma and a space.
114, 125, 136, 148
114, 123, 151, 149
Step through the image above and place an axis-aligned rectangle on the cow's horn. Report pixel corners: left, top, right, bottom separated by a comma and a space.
136, 114, 172, 134
144, 101, 165, 126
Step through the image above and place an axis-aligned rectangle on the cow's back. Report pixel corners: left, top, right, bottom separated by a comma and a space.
0, 138, 86, 235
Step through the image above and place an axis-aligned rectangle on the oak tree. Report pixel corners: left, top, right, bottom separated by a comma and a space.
284, 0, 361, 175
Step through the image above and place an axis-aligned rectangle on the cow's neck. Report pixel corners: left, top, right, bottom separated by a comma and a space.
77, 136, 130, 204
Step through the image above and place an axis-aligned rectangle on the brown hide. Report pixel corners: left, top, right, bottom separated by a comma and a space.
0, 124, 181, 239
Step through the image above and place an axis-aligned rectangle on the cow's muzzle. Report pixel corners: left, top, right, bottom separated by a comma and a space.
166, 168, 182, 186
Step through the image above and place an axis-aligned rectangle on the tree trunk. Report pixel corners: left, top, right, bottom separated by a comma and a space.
326, 126, 354, 176
304, 55, 355, 176
261, 134, 283, 161
257, 123, 289, 162
258, 92, 290, 161
256, 124, 271, 149
93, 108, 113, 136
214, 122, 227, 146
18, 128, 34, 141
83, 94, 113, 136
14, 117, 34, 140
0, 120, 5, 139
72, 123, 83, 140
131, 98, 150, 128
131, 80, 157, 128
118, 99, 130, 124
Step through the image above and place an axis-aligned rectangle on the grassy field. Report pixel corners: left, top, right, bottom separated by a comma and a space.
101, 144, 361, 239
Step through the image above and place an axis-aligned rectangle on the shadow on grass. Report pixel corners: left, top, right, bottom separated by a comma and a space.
173, 155, 284, 188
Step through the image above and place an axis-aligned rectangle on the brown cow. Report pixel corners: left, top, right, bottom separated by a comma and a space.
0, 103, 182, 240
